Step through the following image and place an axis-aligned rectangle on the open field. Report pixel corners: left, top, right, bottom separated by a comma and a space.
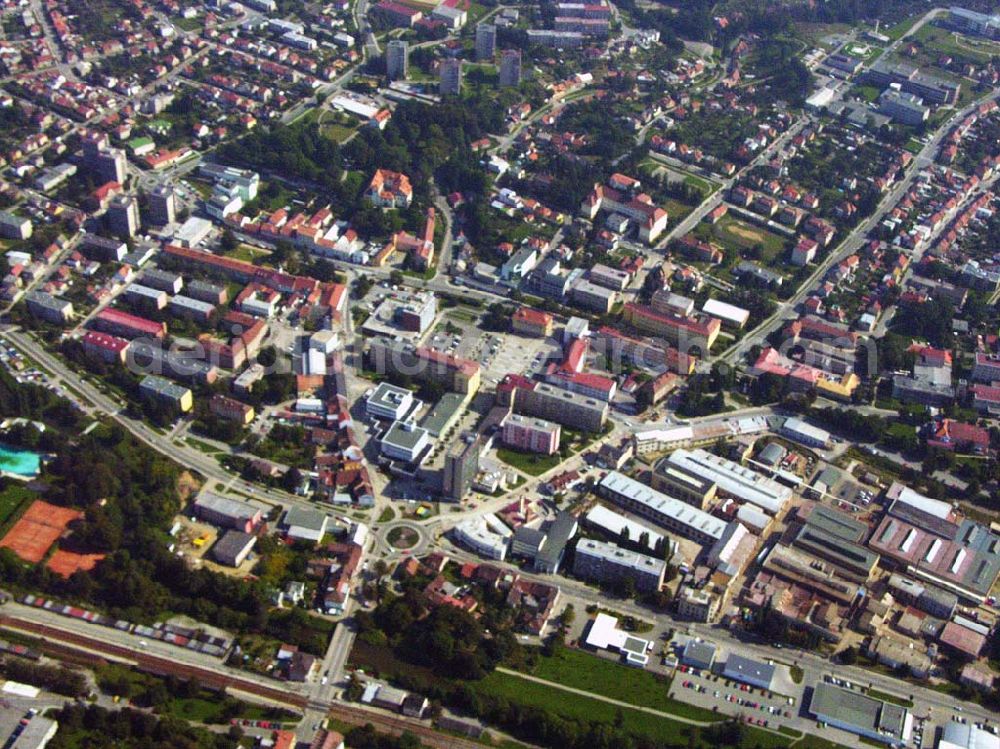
698, 214, 789, 263
523, 646, 719, 721
225, 244, 272, 264
911, 24, 1000, 64
793, 22, 853, 50
477, 669, 791, 749
881, 15, 923, 42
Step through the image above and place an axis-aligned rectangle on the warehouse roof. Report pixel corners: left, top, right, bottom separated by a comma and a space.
806, 504, 868, 544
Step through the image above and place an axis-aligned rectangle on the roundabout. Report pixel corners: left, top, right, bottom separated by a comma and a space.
375, 519, 432, 558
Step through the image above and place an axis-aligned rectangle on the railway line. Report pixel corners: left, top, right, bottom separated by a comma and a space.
0, 613, 490, 749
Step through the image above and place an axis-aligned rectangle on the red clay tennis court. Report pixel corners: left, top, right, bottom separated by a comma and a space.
46, 549, 106, 578
0, 500, 82, 563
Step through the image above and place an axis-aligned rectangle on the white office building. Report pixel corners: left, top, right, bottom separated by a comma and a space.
366, 382, 415, 420
453, 515, 510, 560
380, 421, 430, 462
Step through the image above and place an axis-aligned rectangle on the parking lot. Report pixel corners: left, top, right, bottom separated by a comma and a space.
831, 479, 876, 511
671, 664, 799, 732
488, 333, 560, 385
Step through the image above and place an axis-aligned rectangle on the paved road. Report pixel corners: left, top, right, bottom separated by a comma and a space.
715, 87, 1000, 367
0, 327, 323, 514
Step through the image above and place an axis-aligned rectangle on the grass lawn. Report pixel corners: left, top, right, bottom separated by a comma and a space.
864, 687, 913, 707
377, 506, 395, 523
403, 266, 437, 281
322, 122, 358, 143
664, 198, 695, 223
259, 182, 296, 212
882, 15, 922, 42
186, 437, 221, 456
476, 670, 790, 749
912, 24, 1000, 64
496, 447, 564, 476
684, 174, 715, 197
884, 422, 916, 442
904, 137, 924, 154
792, 22, 853, 49
445, 307, 479, 323
174, 15, 203, 31
161, 696, 227, 723
795, 735, 854, 749
523, 647, 720, 721
639, 158, 663, 178
160, 695, 297, 725
0, 483, 34, 527
853, 84, 882, 103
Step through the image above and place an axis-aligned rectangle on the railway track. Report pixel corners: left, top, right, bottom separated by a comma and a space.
0, 615, 308, 708
325, 703, 486, 749
1, 614, 492, 749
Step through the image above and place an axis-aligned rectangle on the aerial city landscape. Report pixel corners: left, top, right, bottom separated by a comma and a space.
5, 0, 1000, 747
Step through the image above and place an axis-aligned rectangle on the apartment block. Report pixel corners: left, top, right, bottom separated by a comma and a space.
502, 413, 561, 455
573, 538, 666, 592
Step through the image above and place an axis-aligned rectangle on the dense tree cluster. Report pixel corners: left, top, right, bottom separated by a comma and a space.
344, 725, 426, 749
0, 658, 87, 697
218, 121, 344, 191
0, 419, 332, 655
0, 368, 85, 432
891, 297, 954, 348
746, 40, 812, 107
358, 589, 516, 680
48, 703, 239, 749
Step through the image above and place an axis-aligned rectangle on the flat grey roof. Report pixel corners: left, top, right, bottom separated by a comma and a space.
811, 682, 908, 740
382, 421, 428, 450
682, 639, 716, 665
807, 504, 868, 544
722, 654, 775, 686
534, 511, 577, 568
282, 505, 328, 532
421, 392, 465, 436
213, 529, 256, 561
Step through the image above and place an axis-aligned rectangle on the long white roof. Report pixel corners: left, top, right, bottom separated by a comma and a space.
890, 482, 952, 520
599, 471, 726, 540
702, 298, 750, 325
585, 505, 673, 554
667, 448, 792, 515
